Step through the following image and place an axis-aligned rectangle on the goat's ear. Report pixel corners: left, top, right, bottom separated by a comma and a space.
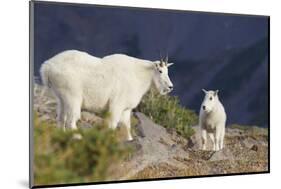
215, 90, 219, 96
154, 62, 159, 69
202, 89, 207, 94
167, 63, 174, 67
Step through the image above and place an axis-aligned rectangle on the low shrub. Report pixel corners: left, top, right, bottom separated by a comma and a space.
137, 89, 198, 138
33, 113, 130, 185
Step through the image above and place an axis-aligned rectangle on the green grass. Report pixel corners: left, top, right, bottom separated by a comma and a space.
137, 89, 198, 138
33, 113, 130, 186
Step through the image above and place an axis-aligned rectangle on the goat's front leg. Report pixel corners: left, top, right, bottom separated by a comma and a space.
107, 107, 122, 130
120, 109, 133, 141
201, 129, 207, 150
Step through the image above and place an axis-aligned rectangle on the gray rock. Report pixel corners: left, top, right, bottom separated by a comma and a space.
241, 137, 258, 149
120, 112, 190, 178
208, 148, 234, 161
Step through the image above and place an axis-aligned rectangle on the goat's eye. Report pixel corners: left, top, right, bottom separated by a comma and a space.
159, 70, 162, 73
210, 97, 213, 100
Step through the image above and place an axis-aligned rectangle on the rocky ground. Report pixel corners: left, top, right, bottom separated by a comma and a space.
33, 83, 268, 180
111, 113, 268, 180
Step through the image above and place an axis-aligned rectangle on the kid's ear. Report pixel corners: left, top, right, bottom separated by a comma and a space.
215, 90, 219, 96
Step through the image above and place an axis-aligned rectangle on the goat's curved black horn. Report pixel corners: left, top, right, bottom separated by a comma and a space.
159, 51, 164, 62
165, 54, 168, 65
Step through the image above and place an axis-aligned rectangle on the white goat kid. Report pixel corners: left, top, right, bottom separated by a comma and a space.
199, 89, 226, 151
40, 50, 174, 141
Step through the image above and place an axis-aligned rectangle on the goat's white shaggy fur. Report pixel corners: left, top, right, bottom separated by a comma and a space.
199, 89, 227, 151
40, 50, 174, 140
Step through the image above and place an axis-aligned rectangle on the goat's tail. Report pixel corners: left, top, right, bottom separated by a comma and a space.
40, 62, 52, 88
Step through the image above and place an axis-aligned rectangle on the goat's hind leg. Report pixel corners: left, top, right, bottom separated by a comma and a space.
219, 126, 225, 150
56, 97, 66, 131
64, 96, 82, 130
215, 127, 222, 151
208, 132, 216, 151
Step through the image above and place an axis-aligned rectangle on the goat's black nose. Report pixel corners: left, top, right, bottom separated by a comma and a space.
202, 106, 206, 110
169, 86, 173, 90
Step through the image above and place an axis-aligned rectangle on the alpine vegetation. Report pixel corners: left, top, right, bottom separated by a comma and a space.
40, 50, 174, 140
199, 89, 227, 151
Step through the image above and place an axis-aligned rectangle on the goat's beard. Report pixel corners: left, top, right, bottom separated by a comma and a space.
160, 88, 172, 95
151, 81, 171, 95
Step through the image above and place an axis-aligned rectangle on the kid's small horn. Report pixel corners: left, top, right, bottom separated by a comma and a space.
165, 54, 168, 65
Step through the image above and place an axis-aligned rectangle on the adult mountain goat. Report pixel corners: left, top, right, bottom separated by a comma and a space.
40, 50, 174, 141
199, 89, 227, 151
